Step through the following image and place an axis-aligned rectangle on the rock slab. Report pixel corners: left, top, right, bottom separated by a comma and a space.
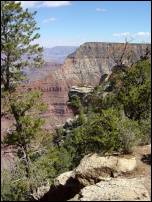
75, 178, 150, 201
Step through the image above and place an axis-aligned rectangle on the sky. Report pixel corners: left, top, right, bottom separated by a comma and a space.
18, 1, 151, 47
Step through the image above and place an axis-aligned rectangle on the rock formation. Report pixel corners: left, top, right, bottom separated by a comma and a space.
39, 152, 150, 201
70, 178, 150, 201
74, 153, 137, 186
58, 42, 151, 86
2, 42, 151, 133
21, 42, 151, 130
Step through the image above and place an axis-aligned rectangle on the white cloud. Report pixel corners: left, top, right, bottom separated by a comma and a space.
42, 1, 71, 7
113, 32, 151, 37
16, 1, 71, 8
134, 32, 151, 36
113, 32, 130, 37
16, 1, 39, 8
43, 17, 56, 23
113, 32, 151, 43
96, 8, 107, 12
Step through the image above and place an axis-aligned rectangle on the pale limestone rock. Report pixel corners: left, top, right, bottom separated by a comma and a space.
70, 86, 94, 94
75, 153, 137, 186
31, 183, 50, 200
116, 157, 137, 172
54, 171, 75, 186
61, 42, 151, 86
76, 178, 150, 201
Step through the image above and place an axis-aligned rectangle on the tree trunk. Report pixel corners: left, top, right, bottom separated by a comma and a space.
22, 146, 31, 178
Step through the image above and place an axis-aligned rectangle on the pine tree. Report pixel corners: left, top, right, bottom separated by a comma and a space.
3, 90, 47, 180
1, 1, 43, 92
1, 2, 48, 199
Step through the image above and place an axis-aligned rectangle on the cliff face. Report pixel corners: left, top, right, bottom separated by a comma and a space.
58, 42, 151, 86
2, 42, 151, 133
1, 42, 151, 170
21, 75, 73, 130
20, 42, 151, 130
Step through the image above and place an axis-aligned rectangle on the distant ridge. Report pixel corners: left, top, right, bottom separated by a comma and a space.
43, 46, 78, 63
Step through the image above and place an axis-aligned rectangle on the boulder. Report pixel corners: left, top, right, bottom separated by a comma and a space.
54, 171, 75, 186
75, 153, 137, 186
72, 177, 150, 201
68, 86, 94, 101
31, 183, 50, 200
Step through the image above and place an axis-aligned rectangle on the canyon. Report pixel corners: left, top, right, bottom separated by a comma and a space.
22, 42, 151, 130
2, 42, 151, 132
1, 42, 151, 170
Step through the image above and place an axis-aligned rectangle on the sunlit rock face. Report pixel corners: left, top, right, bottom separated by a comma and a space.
19, 42, 151, 130
1, 42, 151, 171
2, 42, 151, 133
58, 42, 151, 86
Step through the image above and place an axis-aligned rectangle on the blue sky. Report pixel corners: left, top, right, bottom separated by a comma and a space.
18, 1, 151, 47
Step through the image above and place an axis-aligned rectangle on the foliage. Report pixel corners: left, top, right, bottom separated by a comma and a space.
1, 134, 56, 201
1, 1, 43, 92
118, 59, 151, 120
138, 114, 151, 145
117, 115, 141, 154
1, 168, 32, 201
69, 95, 82, 112
1, 8, 151, 200
54, 59, 151, 168
59, 108, 141, 168
1, 1, 50, 201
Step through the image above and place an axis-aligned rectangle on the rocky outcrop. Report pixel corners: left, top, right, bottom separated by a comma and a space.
69, 86, 94, 98
70, 178, 150, 201
54, 171, 75, 186
68, 86, 94, 108
74, 153, 137, 186
32, 183, 50, 200
59, 42, 151, 86
19, 42, 151, 131
38, 145, 151, 201
39, 153, 151, 201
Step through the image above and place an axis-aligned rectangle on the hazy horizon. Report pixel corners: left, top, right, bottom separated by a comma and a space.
43, 40, 151, 49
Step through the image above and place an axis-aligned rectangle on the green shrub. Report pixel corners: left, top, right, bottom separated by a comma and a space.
117, 116, 141, 154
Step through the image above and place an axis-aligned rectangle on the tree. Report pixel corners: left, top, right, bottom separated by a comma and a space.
1, 2, 52, 200
118, 59, 151, 120
3, 90, 47, 179
1, 1, 43, 92
107, 40, 129, 67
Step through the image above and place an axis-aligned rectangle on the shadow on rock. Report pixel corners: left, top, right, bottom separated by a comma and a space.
141, 154, 151, 165
38, 177, 84, 201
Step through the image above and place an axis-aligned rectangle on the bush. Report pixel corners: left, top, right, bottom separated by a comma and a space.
1, 169, 32, 201
138, 115, 151, 145
118, 59, 151, 120
117, 116, 141, 154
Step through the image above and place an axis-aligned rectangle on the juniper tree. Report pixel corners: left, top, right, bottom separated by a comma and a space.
1, 1, 43, 92
1, 2, 48, 198
3, 90, 47, 178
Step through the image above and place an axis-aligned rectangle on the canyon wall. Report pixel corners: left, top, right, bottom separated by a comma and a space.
2, 42, 151, 133
1, 42, 151, 170
57, 42, 151, 86
22, 42, 151, 129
